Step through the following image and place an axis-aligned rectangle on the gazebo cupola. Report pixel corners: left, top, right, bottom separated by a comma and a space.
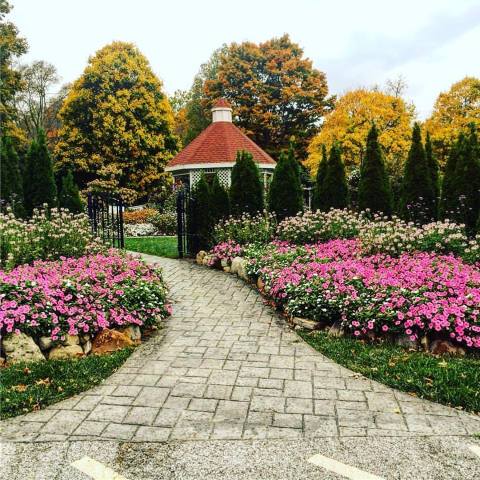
165, 98, 276, 188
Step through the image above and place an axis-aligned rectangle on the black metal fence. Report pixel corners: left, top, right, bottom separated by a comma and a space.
87, 193, 125, 248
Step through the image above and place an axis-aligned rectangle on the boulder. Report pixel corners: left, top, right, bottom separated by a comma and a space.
38, 336, 54, 351
327, 321, 344, 338
257, 277, 265, 291
82, 340, 92, 355
79, 333, 91, 345
196, 250, 207, 265
48, 344, 83, 360
430, 339, 465, 356
62, 335, 80, 346
223, 267, 231, 273
237, 259, 249, 281
420, 335, 430, 352
292, 317, 326, 331
395, 334, 419, 350
230, 257, 243, 275
2, 333, 45, 363
120, 325, 142, 343
91, 328, 134, 355
221, 258, 229, 268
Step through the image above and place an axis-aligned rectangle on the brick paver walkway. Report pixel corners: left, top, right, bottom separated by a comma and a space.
1, 255, 479, 443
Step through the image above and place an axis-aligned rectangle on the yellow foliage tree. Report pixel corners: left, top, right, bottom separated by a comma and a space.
424, 77, 480, 167
54, 42, 179, 203
305, 89, 414, 176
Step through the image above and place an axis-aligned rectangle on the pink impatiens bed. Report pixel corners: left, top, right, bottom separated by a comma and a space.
0, 251, 171, 342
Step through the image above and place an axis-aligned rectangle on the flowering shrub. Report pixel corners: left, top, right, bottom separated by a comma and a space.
124, 223, 158, 237
213, 211, 277, 245
276, 209, 366, 244
0, 251, 171, 342
208, 240, 243, 265
253, 240, 480, 350
123, 208, 157, 225
149, 211, 177, 235
0, 207, 103, 270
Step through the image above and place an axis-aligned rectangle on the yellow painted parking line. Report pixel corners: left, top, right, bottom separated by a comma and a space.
308, 454, 385, 480
71, 456, 129, 480
469, 444, 480, 459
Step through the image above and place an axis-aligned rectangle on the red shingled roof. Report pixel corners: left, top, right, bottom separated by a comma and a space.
213, 98, 231, 108
167, 121, 276, 168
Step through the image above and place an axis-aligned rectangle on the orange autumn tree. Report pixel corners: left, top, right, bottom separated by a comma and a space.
203, 35, 329, 159
305, 89, 414, 176
55, 42, 179, 203
424, 77, 480, 168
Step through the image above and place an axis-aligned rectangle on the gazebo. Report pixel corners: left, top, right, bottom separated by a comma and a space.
165, 99, 276, 188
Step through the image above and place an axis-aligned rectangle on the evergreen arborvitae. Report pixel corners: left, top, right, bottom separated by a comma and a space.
59, 170, 83, 213
400, 123, 436, 224
425, 131, 439, 218
187, 174, 212, 253
0, 136, 24, 215
23, 130, 57, 216
268, 147, 303, 220
230, 150, 263, 215
210, 174, 230, 224
318, 144, 348, 210
312, 144, 328, 210
358, 124, 392, 215
439, 133, 463, 220
450, 125, 480, 234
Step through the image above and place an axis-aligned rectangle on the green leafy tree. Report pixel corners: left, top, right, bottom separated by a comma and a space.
358, 124, 392, 215
268, 147, 303, 220
54, 42, 178, 204
23, 130, 57, 215
312, 144, 328, 210
400, 123, 436, 224
187, 174, 213, 253
59, 169, 83, 213
318, 144, 348, 210
0, 135, 24, 215
210, 174, 230, 224
450, 125, 480, 234
425, 131, 440, 216
230, 150, 264, 215
0, 0, 28, 142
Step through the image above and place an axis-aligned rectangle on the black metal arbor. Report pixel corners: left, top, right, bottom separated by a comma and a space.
87, 193, 125, 248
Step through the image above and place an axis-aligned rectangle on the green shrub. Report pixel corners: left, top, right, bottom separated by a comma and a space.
210, 174, 230, 223
317, 144, 348, 210
188, 175, 213, 253
213, 211, 277, 245
312, 144, 328, 211
0, 136, 24, 216
58, 170, 83, 213
150, 211, 177, 235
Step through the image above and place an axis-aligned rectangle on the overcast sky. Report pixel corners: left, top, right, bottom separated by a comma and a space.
10, 0, 480, 119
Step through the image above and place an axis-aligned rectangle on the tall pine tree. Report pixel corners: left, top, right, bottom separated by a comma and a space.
358, 124, 392, 215
268, 147, 303, 220
400, 123, 435, 224
23, 130, 57, 215
312, 144, 328, 210
230, 150, 264, 215
425, 131, 439, 218
59, 170, 83, 213
0, 136, 24, 215
450, 125, 480, 234
188, 174, 213, 253
318, 143, 348, 210
210, 174, 230, 224
439, 133, 464, 220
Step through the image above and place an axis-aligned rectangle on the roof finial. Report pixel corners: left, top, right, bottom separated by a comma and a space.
212, 98, 232, 123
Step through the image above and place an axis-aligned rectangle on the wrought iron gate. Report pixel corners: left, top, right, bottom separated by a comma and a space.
87, 193, 125, 248
176, 188, 189, 258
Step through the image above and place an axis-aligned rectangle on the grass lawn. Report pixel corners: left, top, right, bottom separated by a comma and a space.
299, 331, 480, 414
125, 235, 178, 258
0, 348, 134, 420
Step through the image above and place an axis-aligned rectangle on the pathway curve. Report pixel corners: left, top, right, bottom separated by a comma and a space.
1, 255, 479, 443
